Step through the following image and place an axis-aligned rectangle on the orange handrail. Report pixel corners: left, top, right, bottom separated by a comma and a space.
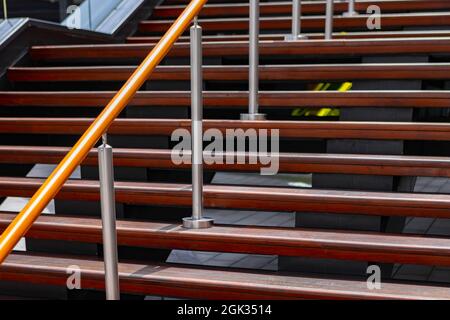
0, 0, 208, 264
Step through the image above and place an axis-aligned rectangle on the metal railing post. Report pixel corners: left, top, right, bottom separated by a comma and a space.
183, 18, 213, 229
285, 0, 307, 40
98, 134, 120, 300
325, 0, 334, 40
241, 0, 265, 120
343, 0, 358, 17
2, 0, 8, 20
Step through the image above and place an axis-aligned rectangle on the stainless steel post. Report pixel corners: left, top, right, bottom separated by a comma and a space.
3, 0, 7, 20
241, 0, 265, 120
343, 0, 358, 17
285, 0, 307, 40
183, 18, 213, 229
325, 0, 334, 40
98, 134, 120, 300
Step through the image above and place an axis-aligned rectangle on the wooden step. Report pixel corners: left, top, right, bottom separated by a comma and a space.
1, 91, 450, 108
30, 38, 450, 63
9, 63, 450, 82
1, 118, 450, 141
2, 212, 450, 266
139, 12, 450, 35
1, 177, 450, 218
153, 0, 450, 19
127, 30, 450, 43
3, 253, 450, 299
1, 146, 450, 178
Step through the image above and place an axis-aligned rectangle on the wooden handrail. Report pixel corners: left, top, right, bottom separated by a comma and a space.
0, 0, 208, 264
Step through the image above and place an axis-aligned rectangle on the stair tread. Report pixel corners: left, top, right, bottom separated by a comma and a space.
0, 117, 450, 141
153, 0, 450, 18
1, 177, 450, 218
1, 90, 450, 108
9, 63, 450, 82
30, 38, 450, 61
127, 30, 450, 43
0, 145, 449, 177
3, 252, 450, 299
1, 212, 450, 266
139, 12, 450, 34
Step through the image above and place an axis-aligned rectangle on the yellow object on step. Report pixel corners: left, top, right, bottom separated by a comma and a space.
291, 82, 353, 117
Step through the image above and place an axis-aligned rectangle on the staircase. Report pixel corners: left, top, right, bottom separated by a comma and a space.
1, 0, 450, 300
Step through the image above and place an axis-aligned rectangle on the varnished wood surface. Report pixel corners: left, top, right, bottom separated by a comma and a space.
9, 64, 450, 82
1, 146, 450, 178
3, 253, 450, 299
1, 212, 450, 266
1, 177, 450, 218
153, 0, 450, 19
127, 30, 450, 43
1, 91, 449, 108
139, 12, 450, 34
30, 38, 450, 62
1, 118, 450, 141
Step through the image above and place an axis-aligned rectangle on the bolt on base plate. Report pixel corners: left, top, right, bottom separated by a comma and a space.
240, 113, 267, 120
342, 11, 358, 17
284, 34, 308, 41
182, 217, 214, 229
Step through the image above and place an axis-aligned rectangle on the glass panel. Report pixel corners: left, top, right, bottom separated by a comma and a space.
62, 0, 122, 31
